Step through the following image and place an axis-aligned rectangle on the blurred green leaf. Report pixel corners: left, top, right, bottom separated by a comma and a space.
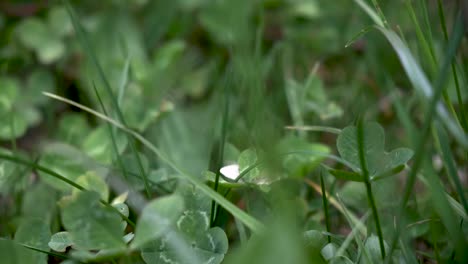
56, 113, 91, 146
48, 6, 73, 38
26, 70, 56, 105
278, 136, 330, 178
358, 234, 389, 264
81, 125, 128, 164
38, 149, 86, 192
131, 194, 184, 249
15, 17, 65, 64
14, 218, 51, 264
72, 171, 109, 201
141, 184, 228, 264
60, 191, 125, 251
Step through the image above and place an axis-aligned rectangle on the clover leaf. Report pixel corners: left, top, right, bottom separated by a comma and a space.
60, 191, 126, 251
335, 122, 413, 181
141, 184, 228, 264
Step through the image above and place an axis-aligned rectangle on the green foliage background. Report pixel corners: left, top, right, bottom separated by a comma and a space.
0, 0, 467, 263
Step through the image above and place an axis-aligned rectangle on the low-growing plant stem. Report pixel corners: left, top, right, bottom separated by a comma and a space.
320, 171, 332, 243
357, 119, 386, 259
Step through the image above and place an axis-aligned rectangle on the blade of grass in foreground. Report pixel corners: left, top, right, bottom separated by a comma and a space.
375, 26, 468, 148
437, 0, 468, 132
433, 122, 468, 213
384, 12, 467, 263
43, 92, 264, 233
63, 0, 151, 197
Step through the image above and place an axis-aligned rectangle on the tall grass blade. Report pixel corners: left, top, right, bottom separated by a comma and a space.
385, 11, 467, 263
210, 74, 231, 226
434, 122, 468, 213
375, 26, 468, 148
63, 0, 151, 197
352, 0, 384, 27
436, 0, 468, 131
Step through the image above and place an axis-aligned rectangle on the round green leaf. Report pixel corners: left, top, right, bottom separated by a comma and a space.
48, 6, 73, 37
16, 18, 50, 50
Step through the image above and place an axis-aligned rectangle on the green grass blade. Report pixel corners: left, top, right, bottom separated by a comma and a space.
421, 168, 468, 262
404, 0, 462, 129
433, 122, 468, 213
353, 0, 385, 27
375, 26, 468, 148
385, 12, 467, 263
210, 76, 231, 226
436, 0, 468, 131
63, 0, 151, 198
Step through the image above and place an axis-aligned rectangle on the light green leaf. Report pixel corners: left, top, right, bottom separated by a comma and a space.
60, 191, 126, 251
0, 77, 19, 110
278, 136, 330, 178
131, 194, 184, 249
16, 18, 50, 50
48, 6, 73, 37
56, 113, 91, 146
48, 232, 73, 252
321, 243, 339, 261
21, 183, 57, 222
81, 125, 128, 164
238, 148, 259, 182
15, 17, 64, 64
359, 234, 389, 264
37, 38, 65, 64
38, 150, 86, 192
14, 218, 51, 264
337, 122, 413, 176
72, 171, 109, 201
